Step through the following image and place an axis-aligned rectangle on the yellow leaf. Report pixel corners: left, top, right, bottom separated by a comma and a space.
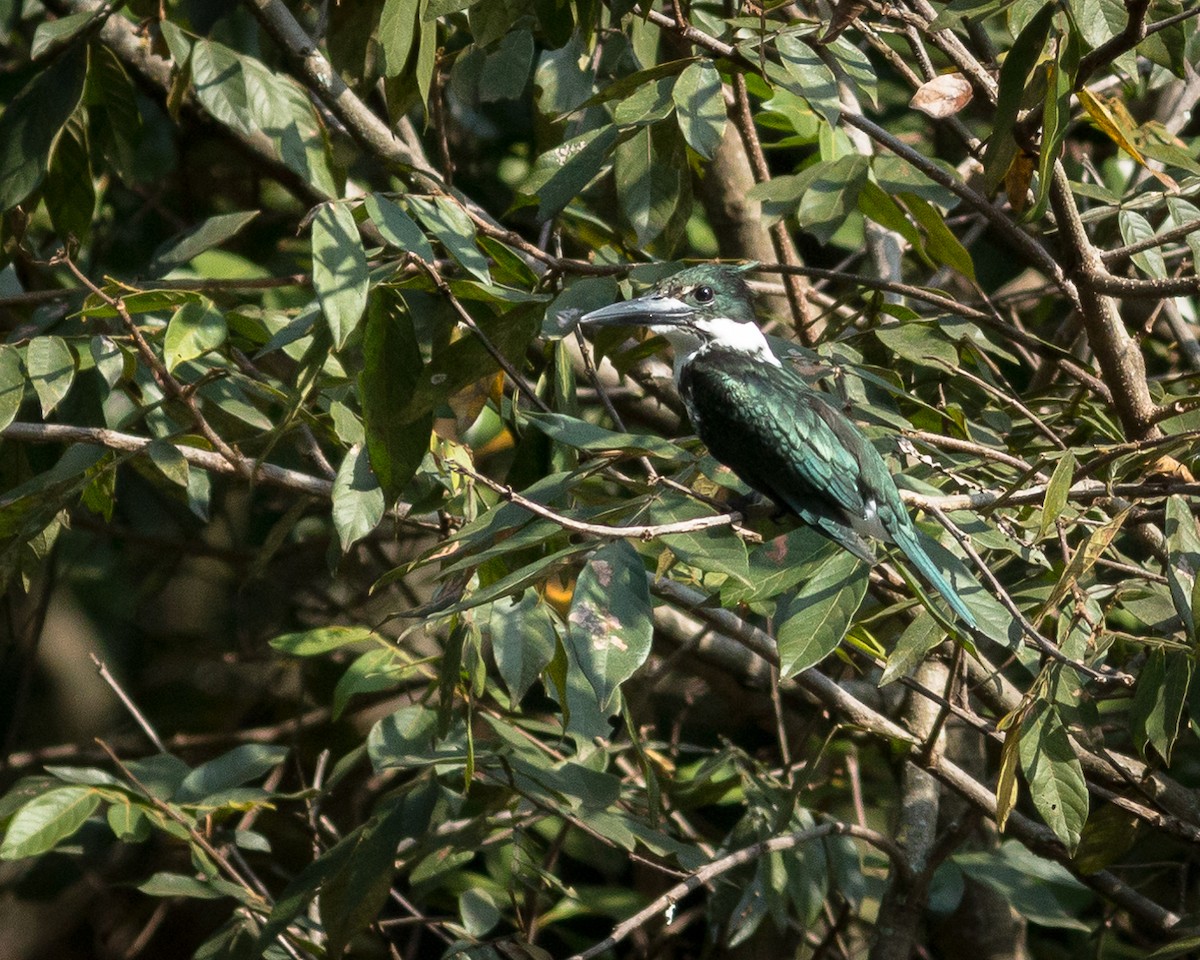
1036, 507, 1131, 626
1078, 89, 1178, 191
996, 725, 1021, 831
1004, 150, 1036, 215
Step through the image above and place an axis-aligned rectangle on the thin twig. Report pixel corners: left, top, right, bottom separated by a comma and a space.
89, 654, 167, 753
411, 257, 550, 413
568, 821, 903, 960
448, 461, 761, 543
927, 505, 1130, 685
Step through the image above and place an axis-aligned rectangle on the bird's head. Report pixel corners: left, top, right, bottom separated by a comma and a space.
580, 263, 764, 353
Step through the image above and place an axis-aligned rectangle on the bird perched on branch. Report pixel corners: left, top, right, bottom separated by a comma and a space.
581, 262, 976, 629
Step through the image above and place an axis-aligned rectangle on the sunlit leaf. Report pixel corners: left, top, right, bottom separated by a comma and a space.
332, 445, 386, 552
775, 549, 867, 677
0, 786, 101, 859
1018, 700, 1087, 853
567, 541, 653, 713
672, 61, 725, 159
25, 336, 76, 417
164, 299, 228, 371
312, 202, 369, 349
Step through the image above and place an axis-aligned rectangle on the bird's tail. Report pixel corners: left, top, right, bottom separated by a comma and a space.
893, 527, 977, 630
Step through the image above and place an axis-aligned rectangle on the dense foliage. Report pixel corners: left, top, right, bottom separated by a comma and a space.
1, 0, 1199, 957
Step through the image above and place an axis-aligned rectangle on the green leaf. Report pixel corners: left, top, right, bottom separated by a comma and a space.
44, 115, 93, 241
441, 543, 591, 615
1165, 196, 1200, 268
106, 799, 150, 842
613, 76, 675, 127
190, 39, 256, 136
32, 10, 98, 58
775, 33, 840, 124
490, 592, 559, 703
524, 125, 620, 222
164, 299, 228, 371
0, 344, 25, 432
1132, 648, 1192, 763
1138, 7, 1189, 78
176, 744, 290, 804
150, 211, 260, 275
1038, 451, 1076, 541
479, 28, 535, 102
332, 445, 386, 552
367, 705, 446, 769
0, 45, 88, 211
898, 192, 976, 280
797, 155, 870, 245
138, 872, 240, 901
333, 648, 403, 719
1018, 700, 1087, 854
981, 2, 1055, 193
146, 439, 189, 488
319, 800, 411, 959
615, 122, 688, 248
874, 320, 959, 369
25, 336, 76, 417
824, 35, 878, 109
721, 528, 829, 606
954, 841, 1091, 930
380, 0, 421, 76
534, 34, 594, 116
1028, 22, 1079, 221
312, 202, 369, 350
858, 179, 923, 253
567, 541, 654, 712
1118, 208, 1166, 280
396, 300, 542, 424
0, 785, 101, 858
460, 888, 501, 938
269, 626, 376, 656
87, 45, 141, 181
1073, 802, 1139, 875
195, 371, 273, 432
363, 194, 435, 263
775, 549, 867, 677
881, 611, 943, 686
261, 73, 340, 199
359, 291, 431, 502
1165, 495, 1200, 641
671, 61, 725, 159
414, 0, 439, 107
522, 410, 688, 461
579, 59, 692, 111
930, 0, 1015, 28
408, 196, 491, 282
651, 497, 750, 585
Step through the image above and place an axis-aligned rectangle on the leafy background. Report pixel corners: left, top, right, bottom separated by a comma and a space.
1, 0, 1199, 958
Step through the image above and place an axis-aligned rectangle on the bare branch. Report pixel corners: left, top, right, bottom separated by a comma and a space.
2, 422, 334, 498
89, 654, 167, 753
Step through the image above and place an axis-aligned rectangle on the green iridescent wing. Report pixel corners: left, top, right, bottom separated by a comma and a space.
682, 351, 884, 560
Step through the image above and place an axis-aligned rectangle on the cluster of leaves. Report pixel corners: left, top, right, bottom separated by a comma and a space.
0, 0, 1199, 958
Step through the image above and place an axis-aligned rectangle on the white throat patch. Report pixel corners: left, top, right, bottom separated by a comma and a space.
693, 316, 781, 366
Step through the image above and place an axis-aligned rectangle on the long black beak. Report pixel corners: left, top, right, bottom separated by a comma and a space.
579, 293, 694, 329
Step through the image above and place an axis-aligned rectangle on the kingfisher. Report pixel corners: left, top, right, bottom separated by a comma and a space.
580, 263, 976, 629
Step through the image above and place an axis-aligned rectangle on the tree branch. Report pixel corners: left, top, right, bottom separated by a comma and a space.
2, 422, 333, 497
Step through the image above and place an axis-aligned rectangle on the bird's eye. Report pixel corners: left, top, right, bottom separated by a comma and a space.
694, 285, 714, 303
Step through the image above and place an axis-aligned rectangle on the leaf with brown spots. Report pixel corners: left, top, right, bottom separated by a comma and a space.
566, 541, 653, 713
